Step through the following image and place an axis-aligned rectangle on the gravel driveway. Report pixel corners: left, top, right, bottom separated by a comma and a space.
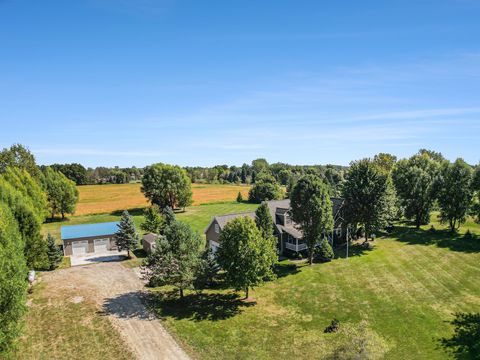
43, 262, 190, 360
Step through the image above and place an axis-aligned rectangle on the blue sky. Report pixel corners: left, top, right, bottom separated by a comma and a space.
1, 0, 479, 167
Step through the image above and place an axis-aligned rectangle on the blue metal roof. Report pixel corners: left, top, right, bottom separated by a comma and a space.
61, 221, 120, 241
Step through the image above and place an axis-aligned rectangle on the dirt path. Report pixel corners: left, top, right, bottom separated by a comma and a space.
43, 262, 190, 360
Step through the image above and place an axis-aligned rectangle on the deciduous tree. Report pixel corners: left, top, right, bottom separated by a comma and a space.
436, 159, 473, 232
248, 171, 282, 203
342, 159, 390, 242
216, 216, 276, 298
290, 175, 334, 265
392, 153, 439, 228
141, 163, 193, 210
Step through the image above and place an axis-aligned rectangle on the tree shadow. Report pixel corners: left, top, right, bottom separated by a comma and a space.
439, 312, 480, 359
391, 226, 480, 253
151, 290, 256, 322
99, 291, 155, 320
110, 207, 146, 217
334, 242, 375, 258
274, 262, 301, 278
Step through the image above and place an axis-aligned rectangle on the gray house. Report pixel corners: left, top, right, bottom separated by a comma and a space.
204, 198, 346, 256
61, 221, 119, 256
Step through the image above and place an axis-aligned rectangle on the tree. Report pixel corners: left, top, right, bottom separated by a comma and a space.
255, 201, 274, 239
290, 175, 334, 265
141, 163, 193, 210
46, 233, 63, 270
315, 239, 334, 262
251, 158, 269, 174
0, 168, 48, 269
248, 171, 282, 203
143, 220, 202, 297
0, 202, 27, 355
58, 175, 78, 219
436, 159, 473, 232
159, 206, 176, 235
392, 153, 439, 228
194, 248, 219, 290
0, 143, 40, 178
141, 206, 164, 234
41, 167, 79, 220
473, 165, 480, 192
115, 211, 139, 258
216, 216, 276, 298
342, 159, 390, 242
236, 191, 243, 202
50, 163, 87, 185
373, 153, 397, 173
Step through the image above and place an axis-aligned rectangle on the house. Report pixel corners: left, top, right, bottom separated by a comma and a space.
61, 221, 119, 256
204, 198, 346, 256
142, 233, 158, 254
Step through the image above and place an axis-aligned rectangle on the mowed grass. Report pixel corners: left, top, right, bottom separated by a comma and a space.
75, 183, 251, 216
42, 201, 258, 243
151, 218, 480, 359
15, 281, 133, 360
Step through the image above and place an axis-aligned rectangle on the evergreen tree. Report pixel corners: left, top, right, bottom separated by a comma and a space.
159, 206, 176, 235
194, 248, 219, 290
0, 202, 27, 355
236, 191, 243, 202
315, 239, 334, 262
141, 206, 164, 234
216, 216, 277, 298
290, 175, 334, 265
143, 220, 202, 297
46, 233, 63, 270
255, 201, 274, 239
115, 210, 139, 258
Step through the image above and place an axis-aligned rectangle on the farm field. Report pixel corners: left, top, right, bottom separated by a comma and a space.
75, 183, 251, 216
150, 217, 480, 359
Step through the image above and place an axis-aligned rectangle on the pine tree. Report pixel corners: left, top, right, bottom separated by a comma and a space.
236, 191, 243, 202
159, 206, 176, 235
255, 201, 274, 238
115, 210, 139, 258
315, 239, 334, 262
46, 233, 62, 270
141, 206, 164, 234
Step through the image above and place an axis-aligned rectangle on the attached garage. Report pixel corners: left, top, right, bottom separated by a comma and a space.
61, 222, 120, 256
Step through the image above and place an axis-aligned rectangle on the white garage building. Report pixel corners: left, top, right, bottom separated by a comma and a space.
61, 221, 120, 256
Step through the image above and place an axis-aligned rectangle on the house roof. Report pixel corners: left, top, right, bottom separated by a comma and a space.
61, 221, 119, 241
204, 211, 255, 233
143, 233, 158, 244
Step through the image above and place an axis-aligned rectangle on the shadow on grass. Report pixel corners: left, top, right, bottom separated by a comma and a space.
274, 262, 301, 278
151, 290, 256, 322
391, 226, 480, 253
334, 242, 375, 259
439, 312, 480, 359
110, 207, 146, 217
100, 291, 155, 320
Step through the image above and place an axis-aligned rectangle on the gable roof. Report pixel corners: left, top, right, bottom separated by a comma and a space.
204, 211, 255, 234
61, 221, 119, 241
143, 233, 158, 244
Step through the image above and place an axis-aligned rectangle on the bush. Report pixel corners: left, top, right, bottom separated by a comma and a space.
236, 191, 243, 202
324, 318, 340, 333
315, 239, 334, 262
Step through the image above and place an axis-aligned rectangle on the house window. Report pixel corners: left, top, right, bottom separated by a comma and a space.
215, 224, 220, 234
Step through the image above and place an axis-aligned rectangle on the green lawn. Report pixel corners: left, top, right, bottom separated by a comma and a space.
42, 201, 258, 243
149, 216, 480, 359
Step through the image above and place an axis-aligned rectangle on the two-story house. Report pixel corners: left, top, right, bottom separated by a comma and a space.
204, 198, 346, 256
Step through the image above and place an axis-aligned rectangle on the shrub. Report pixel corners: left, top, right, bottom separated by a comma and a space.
315, 239, 334, 262
324, 319, 340, 333
236, 191, 243, 202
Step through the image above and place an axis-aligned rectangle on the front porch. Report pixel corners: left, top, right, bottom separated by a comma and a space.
284, 234, 307, 252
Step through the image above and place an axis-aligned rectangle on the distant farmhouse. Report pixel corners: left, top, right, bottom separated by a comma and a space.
204, 199, 346, 256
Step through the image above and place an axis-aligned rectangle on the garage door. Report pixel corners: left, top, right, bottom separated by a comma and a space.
94, 238, 108, 253
72, 240, 88, 255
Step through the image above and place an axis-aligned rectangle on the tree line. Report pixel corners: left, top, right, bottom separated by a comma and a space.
0, 144, 78, 355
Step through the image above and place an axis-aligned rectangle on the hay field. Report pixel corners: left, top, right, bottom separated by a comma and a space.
75, 183, 250, 216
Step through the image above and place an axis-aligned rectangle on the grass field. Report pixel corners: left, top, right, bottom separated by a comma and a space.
75, 183, 251, 216
16, 281, 133, 360
149, 216, 480, 359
